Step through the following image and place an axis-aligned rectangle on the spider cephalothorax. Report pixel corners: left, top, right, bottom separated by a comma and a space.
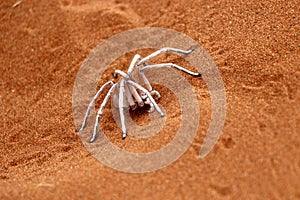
76, 47, 201, 142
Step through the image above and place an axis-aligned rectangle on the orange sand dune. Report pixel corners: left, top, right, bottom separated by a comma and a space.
0, 0, 299, 199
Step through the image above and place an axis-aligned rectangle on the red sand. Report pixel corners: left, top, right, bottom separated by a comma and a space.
0, 0, 299, 199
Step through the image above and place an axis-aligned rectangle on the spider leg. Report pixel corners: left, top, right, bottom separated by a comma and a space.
148, 102, 155, 113
128, 84, 144, 107
137, 47, 194, 66
144, 97, 155, 113
127, 80, 165, 117
136, 66, 162, 101
141, 63, 201, 77
150, 90, 161, 100
89, 83, 118, 143
137, 65, 152, 91
124, 82, 137, 110
127, 54, 141, 77
113, 70, 129, 79
77, 81, 114, 132
136, 47, 198, 90
119, 79, 127, 139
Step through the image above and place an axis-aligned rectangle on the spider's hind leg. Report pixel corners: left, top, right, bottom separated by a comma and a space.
137, 47, 194, 66
141, 63, 201, 77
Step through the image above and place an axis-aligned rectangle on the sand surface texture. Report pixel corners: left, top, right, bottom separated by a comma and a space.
0, 0, 299, 199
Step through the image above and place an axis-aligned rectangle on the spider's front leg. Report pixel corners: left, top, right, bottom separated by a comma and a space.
90, 83, 118, 143
76, 81, 114, 132
119, 79, 127, 140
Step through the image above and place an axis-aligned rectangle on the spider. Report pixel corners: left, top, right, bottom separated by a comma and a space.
76, 47, 202, 143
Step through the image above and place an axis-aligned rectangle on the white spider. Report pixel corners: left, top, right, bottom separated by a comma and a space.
76, 47, 201, 142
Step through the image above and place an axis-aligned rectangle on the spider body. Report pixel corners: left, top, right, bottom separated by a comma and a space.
76, 47, 201, 142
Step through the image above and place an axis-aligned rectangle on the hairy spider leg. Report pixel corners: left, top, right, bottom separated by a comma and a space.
119, 79, 127, 139
137, 47, 194, 66
141, 63, 201, 77
77, 81, 114, 132
127, 80, 165, 117
90, 83, 118, 143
